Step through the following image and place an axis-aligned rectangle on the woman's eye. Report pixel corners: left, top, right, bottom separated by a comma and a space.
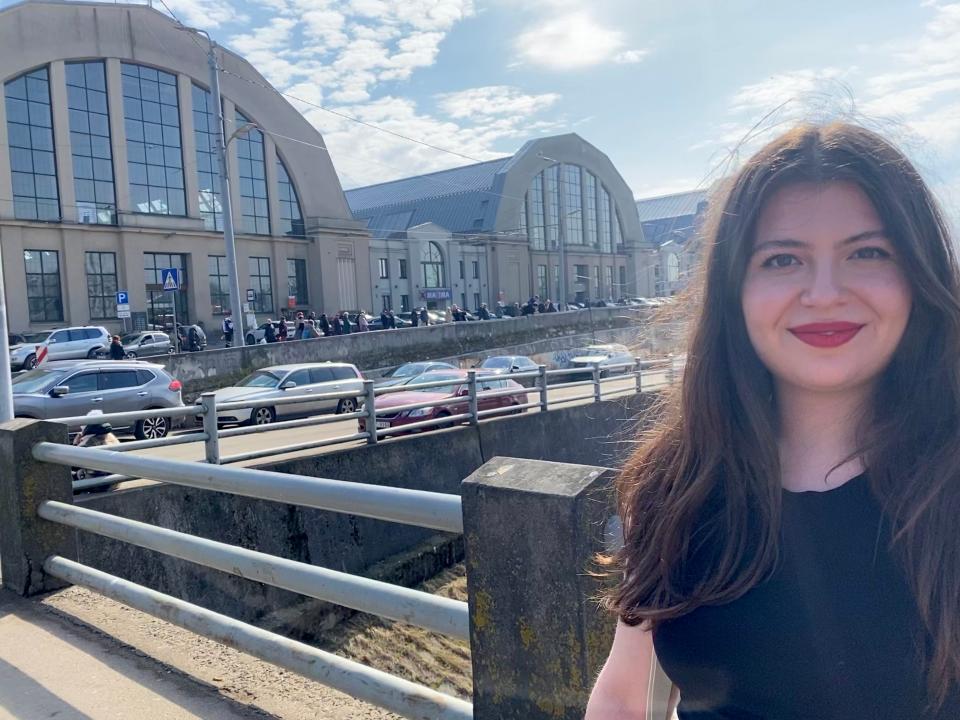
851, 246, 891, 260
761, 254, 798, 269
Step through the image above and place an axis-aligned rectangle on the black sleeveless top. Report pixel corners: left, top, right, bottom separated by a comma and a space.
653, 473, 960, 719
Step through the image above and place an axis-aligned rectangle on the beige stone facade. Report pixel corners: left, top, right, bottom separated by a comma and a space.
0, 1, 371, 336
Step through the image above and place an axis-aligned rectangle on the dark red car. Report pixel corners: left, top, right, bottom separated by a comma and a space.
358, 370, 528, 435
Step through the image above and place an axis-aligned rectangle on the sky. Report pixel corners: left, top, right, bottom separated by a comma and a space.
8, 0, 960, 216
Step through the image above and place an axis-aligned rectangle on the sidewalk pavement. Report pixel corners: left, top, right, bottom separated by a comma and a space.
0, 589, 271, 720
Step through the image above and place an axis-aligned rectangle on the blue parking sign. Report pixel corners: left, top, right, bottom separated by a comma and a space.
161, 268, 180, 291
116, 290, 129, 305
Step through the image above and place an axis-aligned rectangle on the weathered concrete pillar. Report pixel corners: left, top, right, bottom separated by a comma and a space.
0, 420, 77, 595
461, 456, 617, 719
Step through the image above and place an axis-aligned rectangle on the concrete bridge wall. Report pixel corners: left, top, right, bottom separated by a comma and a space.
74, 392, 656, 640
153, 307, 681, 398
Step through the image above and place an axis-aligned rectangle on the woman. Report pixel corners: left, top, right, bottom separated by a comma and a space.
108, 335, 125, 360
587, 123, 960, 719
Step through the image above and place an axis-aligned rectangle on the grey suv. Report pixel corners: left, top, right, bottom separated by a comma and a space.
9, 326, 111, 370
12, 359, 184, 439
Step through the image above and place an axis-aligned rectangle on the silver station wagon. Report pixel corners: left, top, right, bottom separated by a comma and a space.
205, 362, 364, 426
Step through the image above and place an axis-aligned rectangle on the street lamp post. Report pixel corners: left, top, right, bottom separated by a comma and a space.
206, 43, 246, 347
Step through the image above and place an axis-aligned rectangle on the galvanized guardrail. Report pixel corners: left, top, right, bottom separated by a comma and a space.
61, 355, 685, 491
33, 440, 473, 719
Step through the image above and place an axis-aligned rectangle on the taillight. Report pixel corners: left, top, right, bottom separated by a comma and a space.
168, 379, 182, 392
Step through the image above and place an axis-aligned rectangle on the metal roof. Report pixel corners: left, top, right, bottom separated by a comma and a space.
634, 189, 708, 222
345, 158, 511, 238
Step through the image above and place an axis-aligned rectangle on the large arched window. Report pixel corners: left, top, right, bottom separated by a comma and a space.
276, 157, 305, 237
523, 163, 624, 254
5, 67, 60, 220
192, 84, 222, 230
421, 241, 444, 288
235, 110, 269, 234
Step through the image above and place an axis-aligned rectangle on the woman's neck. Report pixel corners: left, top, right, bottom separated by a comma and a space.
776, 383, 869, 492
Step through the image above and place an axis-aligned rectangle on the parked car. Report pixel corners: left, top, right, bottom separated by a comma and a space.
9, 326, 111, 371
204, 362, 364, 426
245, 320, 295, 345
12, 359, 183, 439
478, 355, 539, 386
121, 331, 174, 358
8, 331, 53, 370
358, 369, 527, 435
368, 315, 412, 330
394, 310, 446, 325
374, 361, 458, 389
568, 343, 637, 378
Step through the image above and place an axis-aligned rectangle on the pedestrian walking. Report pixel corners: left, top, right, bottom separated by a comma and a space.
332, 314, 343, 335
387, 309, 397, 328
586, 123, 960, 720
319, 313, 332, 337
294, 312, 305, 340
411, 310, 419, 327
264, 320, 277, 343
109, 335, 125, 360
419, 307, 429, 326
277, 318, 288, 341
380, 308, 390, 329
478, 303, 490, 320
357, 311, 369, 332
304, 319, 320, 339
444, 306, 454, 323
342, 312, 353, 334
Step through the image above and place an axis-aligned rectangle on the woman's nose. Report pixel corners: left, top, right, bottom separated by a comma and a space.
799, 261, 845, 307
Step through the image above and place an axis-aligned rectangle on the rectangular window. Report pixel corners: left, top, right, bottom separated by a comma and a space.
286, 258, 308, 305
208, 255, 229, 315
398, 258, 408, 279
24, 249, 62, 321
381, 294, 392, 311
85, 251, 118, 319
472, 260, 480, 279
122, 63, 185, 216
461, 293, 467, 310
144, 252, 188, 327
67, 62, 116, 225
619, 266, 627, 293
249, 256, 273, 313
528, 177, 545, 251
593, 265, 601, 297
192, 84, 222, 231
544, 166, 559, 250
400, 294, 410, 312
458, 260, 465, 280
378, 258, 389, 279
5, 68, 60, 221
536, 264, 548, 300
604, 265, 614, 300
575, 264, 588, 284
473, 292, 481, 310
599, 186, 613, 253
553, 265, 560, 297
585, 172, 598, 248
236, 111, 270, 235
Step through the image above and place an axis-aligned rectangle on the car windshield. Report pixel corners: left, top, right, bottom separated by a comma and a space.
391, 362, 429, 378
581, 347, 611, 356
235, 370, 282, 388
481, 357, 512, 369
16, 332, 49, 345
407, 372, 462, 395
12, 368, 66, 394
120, 334, 142, 344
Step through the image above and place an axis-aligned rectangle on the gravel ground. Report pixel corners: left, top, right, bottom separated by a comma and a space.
40, 564, 472, 719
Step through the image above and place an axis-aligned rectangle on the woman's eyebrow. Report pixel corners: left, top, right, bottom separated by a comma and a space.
751, 229, 887, 255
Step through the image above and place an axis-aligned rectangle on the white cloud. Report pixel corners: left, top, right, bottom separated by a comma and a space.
436, 86, 561, 119
159, 0, 246, 28
513, 11, 646, 70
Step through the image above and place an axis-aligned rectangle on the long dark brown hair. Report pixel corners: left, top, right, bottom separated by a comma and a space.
603, 122, 960, 708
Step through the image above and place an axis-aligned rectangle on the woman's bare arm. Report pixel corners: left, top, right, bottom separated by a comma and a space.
585, 619, 658, 719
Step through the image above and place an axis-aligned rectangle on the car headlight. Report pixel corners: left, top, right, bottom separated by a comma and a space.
408, 407, 433, 417
359, 403, 366, 412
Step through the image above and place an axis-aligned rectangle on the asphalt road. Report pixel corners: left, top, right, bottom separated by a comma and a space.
128, 369, 672, 469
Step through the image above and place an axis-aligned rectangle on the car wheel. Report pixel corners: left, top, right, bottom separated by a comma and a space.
135, 414, 170, 440
510, 402, 524, 415
167, 347, 175, 354
246, 334, 256, 346
336, 398, 358, 414
87, 348, 100, 359
24, 353, 37, 370
434, 410, 453, 430
249, 407, 276, 426
125, 351, 138, 359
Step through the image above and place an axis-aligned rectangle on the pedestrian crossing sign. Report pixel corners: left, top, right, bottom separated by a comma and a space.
161, 268, 180, 291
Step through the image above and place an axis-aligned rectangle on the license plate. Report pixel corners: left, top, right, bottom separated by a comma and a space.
375, 420, 390, 429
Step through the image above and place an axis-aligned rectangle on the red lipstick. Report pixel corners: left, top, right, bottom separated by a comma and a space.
788, 321, 864, 348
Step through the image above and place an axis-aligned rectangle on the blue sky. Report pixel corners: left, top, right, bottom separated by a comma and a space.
13, 0, 960, 216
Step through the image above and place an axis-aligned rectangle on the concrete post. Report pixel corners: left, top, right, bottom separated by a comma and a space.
461, 457, 617, 719
592, 362, 602, 403
467, 369, 479, 425
363, 380, 378, 445
0, 420, 77, 595
537, 365, 548, 412
635, 357, 643, 394
199, 392, 220, 465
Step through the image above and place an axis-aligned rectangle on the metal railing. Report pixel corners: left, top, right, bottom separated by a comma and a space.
33, 440, 473, 719
62, 355, 685, 491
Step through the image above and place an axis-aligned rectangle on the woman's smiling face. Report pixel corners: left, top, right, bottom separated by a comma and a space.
741, 181, 912, 396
